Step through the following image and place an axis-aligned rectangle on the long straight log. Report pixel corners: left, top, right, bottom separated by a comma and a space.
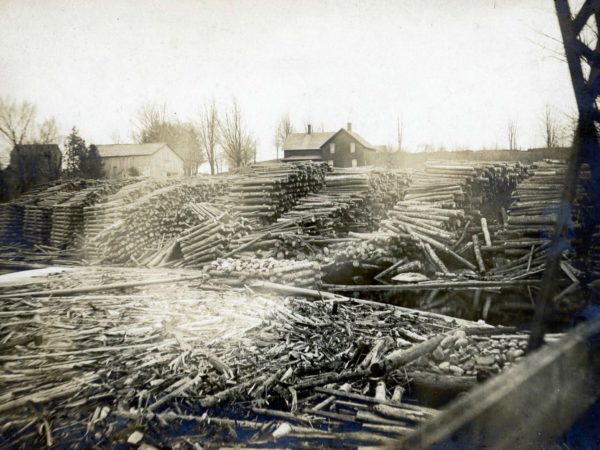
423, 243, 449, 274
323, 279, 539, 292
472, 234, 486, 273
370, 332, 454, 376
0, 274, 208, 299
481, 218, 492, 247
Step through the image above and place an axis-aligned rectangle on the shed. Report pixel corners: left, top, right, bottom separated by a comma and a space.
96, 143, 184, 178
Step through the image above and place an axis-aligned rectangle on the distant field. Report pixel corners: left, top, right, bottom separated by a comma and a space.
379, 147, 571, 169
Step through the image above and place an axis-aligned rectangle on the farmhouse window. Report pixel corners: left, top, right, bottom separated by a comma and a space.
350, 143, 355, 153
351, 159, 357, 168
330, 143, 335, 154
327, 160, 334, 167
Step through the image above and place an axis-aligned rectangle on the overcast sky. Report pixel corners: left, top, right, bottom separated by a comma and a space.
0, 0, 575, 161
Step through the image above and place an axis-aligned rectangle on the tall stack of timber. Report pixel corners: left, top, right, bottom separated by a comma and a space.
312, 171, 375, 231
50, 183, 114, 249
222, 162, 328, 223
489, 160, 597, 282
22, 192, 74, 246
367, 169, 412, 217
407, 161, 526, 218
82, 178, 177, 260
86, 179, 227, 265
0, 181, 76, 245
0, 203, 23, 244
277, 191, 371, 236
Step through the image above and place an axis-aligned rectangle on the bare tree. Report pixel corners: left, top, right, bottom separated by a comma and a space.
36, 118, 59, 144
131, 102, 167, 143
132, 102, 203, 175
0, 97, 37, 145
507, 119, 518, 150
197, 99, 220, 175
110, 130, 122, 144
274, 114, 295, 160
397, 117, 403, 151
219, 100, 255, 169
542, 105, 560, 148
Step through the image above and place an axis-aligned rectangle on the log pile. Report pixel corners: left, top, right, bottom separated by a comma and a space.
18, 182, 90, 246
0, 203, 24, 245
407, 161, 526, 215
275, 169, 410, 238
205, 257, 322, 287
0, 266, 536, 448
221, 162, 328, 223
50, 182, 117, 249
277, 191, 371, 235
85, 180, 227, 264
175, 209, 254, 268
367, 169, 412, 217
83, 178, 178, 259
495, 160, 564, 254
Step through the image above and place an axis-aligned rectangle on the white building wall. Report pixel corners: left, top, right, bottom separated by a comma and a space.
101, 147, 184, 179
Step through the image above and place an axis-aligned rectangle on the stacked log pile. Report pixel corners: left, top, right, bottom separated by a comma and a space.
0, 266, 539, 448
0, 182, 71, 245
277, 191, 370, 235
50, 182, 117, 249
86, 180, 227, 264
484, 159, 594, 289
368, 169, 412, 217
0, 203, 24, 245
407, 161, 526, 216
275, 169, 411, 238
205, 257, 322, 287
329, 161, 527, 282
495, 160, 564, 251
221, 162, 328, 223
175, 209, 254, 268
84, 179, 173, 236
83, 178, 192, 260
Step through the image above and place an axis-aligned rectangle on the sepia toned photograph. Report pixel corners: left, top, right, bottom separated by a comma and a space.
0, 0, 599, 448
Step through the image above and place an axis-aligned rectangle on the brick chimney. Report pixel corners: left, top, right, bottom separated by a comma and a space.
347, 122, 352, 132
307, 124, 312, 135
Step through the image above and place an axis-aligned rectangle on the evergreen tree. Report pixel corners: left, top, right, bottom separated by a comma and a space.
82, 144, 104, 179
64, 127, 87, 177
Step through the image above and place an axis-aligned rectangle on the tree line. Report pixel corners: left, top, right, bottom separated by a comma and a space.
0, 96, 261, 176
131, 99, 257, 175
0, 94, 578, 177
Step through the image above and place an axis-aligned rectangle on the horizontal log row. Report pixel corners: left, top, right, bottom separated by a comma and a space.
407, 160, 526, 216
204, 256, 322, 288
218, 162, 329, 223
0, 178, 120, 247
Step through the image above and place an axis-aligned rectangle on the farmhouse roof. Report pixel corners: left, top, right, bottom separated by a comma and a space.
283, 132, 336, 151
283, 129, 377, 151
96, 143, 182, 160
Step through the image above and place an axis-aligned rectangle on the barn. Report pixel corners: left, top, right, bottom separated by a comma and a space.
96, 143, 184, 179
283, 123, 377, 168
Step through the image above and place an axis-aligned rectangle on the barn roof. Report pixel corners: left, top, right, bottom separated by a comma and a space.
96, 143, 182, 160
283, 129, 377, 151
